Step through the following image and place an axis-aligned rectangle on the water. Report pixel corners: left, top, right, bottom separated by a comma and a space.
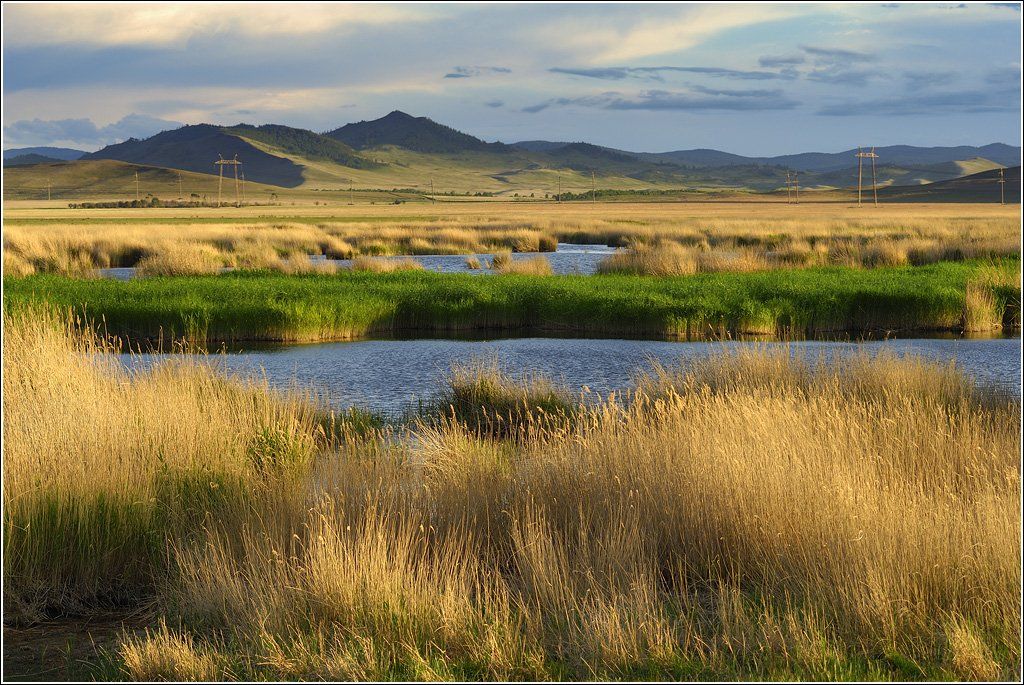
119, 336, 1022, 416
98, 243, 617, 280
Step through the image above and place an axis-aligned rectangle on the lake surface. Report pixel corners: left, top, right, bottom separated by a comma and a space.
119, 336, 1022, 415
99, 243, 618, 279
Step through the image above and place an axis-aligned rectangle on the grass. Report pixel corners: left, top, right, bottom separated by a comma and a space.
3, 311, 1019, 680
4, 259, 1019, 344
3, 202, 1018, 276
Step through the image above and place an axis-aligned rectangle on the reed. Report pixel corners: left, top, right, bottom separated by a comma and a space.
4, 260, 1017, 344
3, 311, 1018, 680
3, 205, 1017, 276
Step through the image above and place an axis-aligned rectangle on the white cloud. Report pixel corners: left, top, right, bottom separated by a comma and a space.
531, 4, 797, 63
2, 2, 438, 48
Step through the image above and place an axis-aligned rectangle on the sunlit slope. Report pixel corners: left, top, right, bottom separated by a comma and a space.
2, 159, 288, 201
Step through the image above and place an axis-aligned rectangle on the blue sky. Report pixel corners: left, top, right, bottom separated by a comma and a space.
2, 2, 1021, 155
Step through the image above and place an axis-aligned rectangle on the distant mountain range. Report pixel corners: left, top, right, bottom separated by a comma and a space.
4, 111, 1020, 193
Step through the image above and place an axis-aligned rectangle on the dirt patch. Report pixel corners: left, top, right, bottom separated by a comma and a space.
3, 611, 148, 681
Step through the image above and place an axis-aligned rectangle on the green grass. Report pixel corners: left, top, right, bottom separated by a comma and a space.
4, 260, 1018, 345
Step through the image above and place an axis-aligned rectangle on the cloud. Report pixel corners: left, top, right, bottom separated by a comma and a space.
806, 68, 884, 87
3, 113, 181, 147
986, 66, 1022, 85
801, 46, 874, 65
524, 88, 798, 113
549, 66, 793, 81
532, 4, 796, 62
759, 54, 806, 67
817, 89, 1019, 116
443, 66, 512, 79
903, 71, 957, 90
3, 4, 436, 48
484, 100, 504, 108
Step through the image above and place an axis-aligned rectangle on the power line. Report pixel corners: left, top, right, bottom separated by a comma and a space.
855, 146, 879, 207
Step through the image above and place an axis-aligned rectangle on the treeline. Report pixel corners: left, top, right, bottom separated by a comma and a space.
555, 188, 693, 201
68, 198, 271, 209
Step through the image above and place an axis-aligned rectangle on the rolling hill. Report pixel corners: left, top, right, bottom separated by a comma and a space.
3, 146, 86, 161
879, 166, 1021, 203
1, 158, 290, 201
6, 110, 1019, 199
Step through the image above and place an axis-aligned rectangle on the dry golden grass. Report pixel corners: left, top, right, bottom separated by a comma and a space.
3, 202, 1018, 277
494, 255, 553, 275
134, 243, 223, 277
2, 311, 1019, 680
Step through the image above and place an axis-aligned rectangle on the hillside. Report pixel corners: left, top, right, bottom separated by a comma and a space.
879, 166, 1020, 203
9, 111, 1019, 198
3, 146, 86, 161
223, 124, 381, 170
2, 158, 287, 201
4, 154, 65, 167
327, 110, 510, 154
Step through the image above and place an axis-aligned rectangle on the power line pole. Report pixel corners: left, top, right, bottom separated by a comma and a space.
47, 180, 51, 201
794, 172, 799, 204
998, 167, 1006, 205
135, 171, 140, 202
786, 171, 792, 203
557, 175, 561, 203
591, 171, 596, 204
430, 178, 434, 203
855, 147, 879, 207
177, 172, 182, 199
214, 155, 242, 207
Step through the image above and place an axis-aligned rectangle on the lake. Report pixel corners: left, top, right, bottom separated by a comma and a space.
119, 335, 1022, 416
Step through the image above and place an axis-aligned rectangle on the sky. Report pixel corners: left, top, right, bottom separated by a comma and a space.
2, 2, 1021, 155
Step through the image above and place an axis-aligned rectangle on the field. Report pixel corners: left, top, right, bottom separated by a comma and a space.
2, 310, 1020, 680
2, 198, 1021, 681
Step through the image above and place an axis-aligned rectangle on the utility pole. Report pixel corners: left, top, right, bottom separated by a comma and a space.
349, 185, 354, 205
998, 167, 1006, 205
855, 146, 879, 207
214, 155, 242, 208
135, 171, 140, 202
794, 172, 799, 204
430, 178, 435, 203
47, 180, 51, 201
177, 172, 182, 199
786, 171, 792, 203
591, 170, 596, 204
557, 175, 561, 203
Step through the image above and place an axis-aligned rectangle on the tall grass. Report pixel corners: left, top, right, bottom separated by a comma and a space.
4, 260, 1018, 344
3, 312, 1018, 680
3, 205, 1018, 276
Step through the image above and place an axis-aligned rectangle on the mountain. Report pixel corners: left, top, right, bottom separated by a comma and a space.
516, 140, 1020, 172
4, 153, 65, 167
327, 110, 510, 154
3, 146, 85, 161
84, 124, 322, 187
223, 124, 380, 170
10, 111, 1018, 197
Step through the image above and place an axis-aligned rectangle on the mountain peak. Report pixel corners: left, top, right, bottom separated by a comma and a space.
326, 111, 509, 154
